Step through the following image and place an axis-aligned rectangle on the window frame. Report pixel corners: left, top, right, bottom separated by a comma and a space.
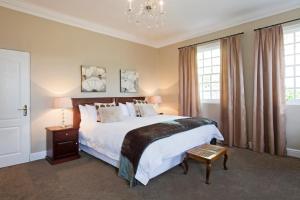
196, 41, 221, 104
283, 22, 300, 105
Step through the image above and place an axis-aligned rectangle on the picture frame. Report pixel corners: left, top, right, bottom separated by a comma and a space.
81, 66, 107, 92
120, 69, 139, 93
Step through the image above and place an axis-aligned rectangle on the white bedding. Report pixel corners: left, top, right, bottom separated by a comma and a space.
79, 115, 224, 185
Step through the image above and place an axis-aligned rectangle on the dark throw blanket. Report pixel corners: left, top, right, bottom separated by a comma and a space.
118, 117, 217, 186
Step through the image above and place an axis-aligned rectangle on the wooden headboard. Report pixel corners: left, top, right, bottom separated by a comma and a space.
71, 97, 145, 129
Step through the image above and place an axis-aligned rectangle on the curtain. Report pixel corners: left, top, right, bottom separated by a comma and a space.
253, 25, 286, 156
179, 46, 200, 117
220, 35, 247, 148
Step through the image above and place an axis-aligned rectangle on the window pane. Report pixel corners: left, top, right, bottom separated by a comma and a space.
203, 92, 211, 100
286, 89, 294, 101
198, 68, 203, 75
286, 67, 294, 77
203, 83, 210, 91
204, 51, 211, 59
204, 59, 211, 66
212, 66, 220, 73
212, 57, 220, 65
296, 77, 300, 87
284, 33, 294, 44
204, 67, 211, 74
296, 43, 300, 54
285, 78, 294, 88
203, 75, 210, 83
296, 66, 300, 76
284, 44, 294, 55
198, 60, 204, 68
296, 54, 300, 64
296, 32, 300, 42
211, 83, 220, 90
211, 74, 220, 82
212, 49, 220, 57
197, 52, 204, 59
296, 89, 300, 99
285, 55, 294, 65
211, 91, 219, 99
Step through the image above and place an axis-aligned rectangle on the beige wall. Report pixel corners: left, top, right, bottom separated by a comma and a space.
158, 8, 300, 150
0, 6, 159, 153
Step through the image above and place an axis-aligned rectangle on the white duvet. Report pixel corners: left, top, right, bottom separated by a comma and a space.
79, 115, 224, 185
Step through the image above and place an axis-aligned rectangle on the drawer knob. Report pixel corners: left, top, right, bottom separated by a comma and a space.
65, 133, 69, 136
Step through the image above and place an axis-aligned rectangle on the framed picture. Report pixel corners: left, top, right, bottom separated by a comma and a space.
81, 66, 107, 92
120, 69, 139, 93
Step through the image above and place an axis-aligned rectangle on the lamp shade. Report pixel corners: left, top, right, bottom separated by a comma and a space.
148, 96, 162, 104
53, 97, 72, 109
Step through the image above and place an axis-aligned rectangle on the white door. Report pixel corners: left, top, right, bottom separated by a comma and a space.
0, 49, 30, 168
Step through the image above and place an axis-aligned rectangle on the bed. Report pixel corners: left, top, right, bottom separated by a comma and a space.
72, 97, 224, 185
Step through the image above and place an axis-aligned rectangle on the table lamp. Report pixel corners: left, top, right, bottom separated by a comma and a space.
53, 97, 72, 127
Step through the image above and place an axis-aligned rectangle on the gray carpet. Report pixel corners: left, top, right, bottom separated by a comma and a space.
0, 148, 300, 200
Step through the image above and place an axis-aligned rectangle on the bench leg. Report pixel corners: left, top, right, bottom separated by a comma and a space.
182, 156, 189, 174
205, 161, 212, 184
223, 153, 228, 170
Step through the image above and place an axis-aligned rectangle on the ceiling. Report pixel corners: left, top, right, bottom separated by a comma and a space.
1, 0, 300, 47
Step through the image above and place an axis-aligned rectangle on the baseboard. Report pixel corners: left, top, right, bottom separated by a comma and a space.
287, 148, 300, 158
30, 151, 46, 161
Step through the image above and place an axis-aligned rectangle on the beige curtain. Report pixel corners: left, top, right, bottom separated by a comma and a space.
253, 25, 286, 156
179, 46, 200, 117
220, 35, 247, 148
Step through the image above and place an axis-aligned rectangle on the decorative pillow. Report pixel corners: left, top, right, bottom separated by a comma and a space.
133, 99, 147, 104
119, 103, 130, 117
94, 102, 116, 109
85, 104, 97, 122
138, 104, 158, 117
133, 99, 147, 116
126, 102, 138, 117
94, 102, 116, 121
98, 107, 124, 123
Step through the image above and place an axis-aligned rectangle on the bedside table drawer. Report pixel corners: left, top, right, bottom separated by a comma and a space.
54, 140, 78, 159
54, 130, 78, 142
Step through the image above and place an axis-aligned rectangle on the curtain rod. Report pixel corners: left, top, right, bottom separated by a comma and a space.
178, 32, 244, 50
254, 17, 300, 31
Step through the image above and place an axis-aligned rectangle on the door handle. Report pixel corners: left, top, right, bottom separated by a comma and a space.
18, 105, 28, 116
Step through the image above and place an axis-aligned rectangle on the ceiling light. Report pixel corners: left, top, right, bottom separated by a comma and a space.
126, 0, 166, 29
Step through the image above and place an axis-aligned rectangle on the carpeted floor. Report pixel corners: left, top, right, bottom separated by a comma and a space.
0, 148, 300, 200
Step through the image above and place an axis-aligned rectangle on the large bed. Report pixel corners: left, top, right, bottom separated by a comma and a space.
72, 97, 224, 185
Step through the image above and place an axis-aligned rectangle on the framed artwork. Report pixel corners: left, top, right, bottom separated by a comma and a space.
120, 69, 139, 93
81, 66, 107, 92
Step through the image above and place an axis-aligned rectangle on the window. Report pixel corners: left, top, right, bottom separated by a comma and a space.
197, 42, 221, 102
283, 23, 300, 103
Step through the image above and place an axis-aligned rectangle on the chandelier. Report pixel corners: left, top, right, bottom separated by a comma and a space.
126, 0, 165, 29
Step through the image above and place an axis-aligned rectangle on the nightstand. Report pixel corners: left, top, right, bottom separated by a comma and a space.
46, 126, 80, 164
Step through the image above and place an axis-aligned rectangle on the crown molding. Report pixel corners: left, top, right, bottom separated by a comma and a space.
0, 0, 158, 48
155, 2, 300, 48
1, 0, 300, 48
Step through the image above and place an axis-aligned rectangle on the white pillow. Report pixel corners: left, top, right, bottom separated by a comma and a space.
126, 102, 137, 117
138, 104, 158, 117
85, 104, 97, 122
98, 107, 125, 123
79, 105, 88, 124
119, 103, 130, 117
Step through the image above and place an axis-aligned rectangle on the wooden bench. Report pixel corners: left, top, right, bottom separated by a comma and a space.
182, 144, 228, 184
